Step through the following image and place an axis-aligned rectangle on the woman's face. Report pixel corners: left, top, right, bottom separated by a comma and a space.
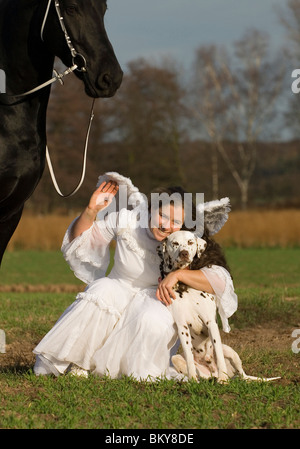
150, 204, 184, 241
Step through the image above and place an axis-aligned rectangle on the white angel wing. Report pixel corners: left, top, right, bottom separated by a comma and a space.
96, 172, 147, 219
197, 197, 231, 236
96, 172, 139, 196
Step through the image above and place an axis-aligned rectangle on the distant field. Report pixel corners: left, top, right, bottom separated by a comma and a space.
1, 247, 299, 288
1, 251, 83, 286
0, 248, 299, 429
6, 209, 300, 250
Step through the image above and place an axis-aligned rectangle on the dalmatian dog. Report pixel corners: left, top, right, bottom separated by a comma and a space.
157, 230, 228, 382
158, 230, 280, 382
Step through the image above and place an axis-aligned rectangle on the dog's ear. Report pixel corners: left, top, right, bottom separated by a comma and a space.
156, 245, 162, 259
156, 241, 166, 259
196, 238, 207, 258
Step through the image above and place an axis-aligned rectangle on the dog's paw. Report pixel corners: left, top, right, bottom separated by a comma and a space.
171, 354, 187, 376
217, 373, 229, 384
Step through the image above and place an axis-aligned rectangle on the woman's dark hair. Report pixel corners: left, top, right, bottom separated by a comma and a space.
149, 185, 231, 274
191, 227, 231, 275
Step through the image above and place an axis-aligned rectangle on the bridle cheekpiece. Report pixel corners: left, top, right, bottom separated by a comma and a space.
41, 0, 87, 73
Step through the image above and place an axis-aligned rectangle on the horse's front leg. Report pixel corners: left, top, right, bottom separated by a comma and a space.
0, 207, 23, 264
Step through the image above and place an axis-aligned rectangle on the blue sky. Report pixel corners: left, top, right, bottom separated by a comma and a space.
106, 0, 287, 70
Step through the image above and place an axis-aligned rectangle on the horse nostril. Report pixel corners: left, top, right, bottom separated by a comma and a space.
97, 73, 112, 91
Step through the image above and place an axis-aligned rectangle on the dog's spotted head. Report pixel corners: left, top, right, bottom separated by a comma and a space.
157, 230, 207, 273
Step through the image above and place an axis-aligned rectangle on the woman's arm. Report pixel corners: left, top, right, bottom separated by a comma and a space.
70, 181, 119, 241
156, 269, 215, 306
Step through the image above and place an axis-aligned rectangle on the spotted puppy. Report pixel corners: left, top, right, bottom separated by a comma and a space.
158, 230, 280, 383
172, 336, 280, 382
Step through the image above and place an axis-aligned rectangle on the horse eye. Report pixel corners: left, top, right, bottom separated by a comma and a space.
66, 5, 77, 15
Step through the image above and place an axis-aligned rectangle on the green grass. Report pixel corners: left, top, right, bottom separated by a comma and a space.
0, 248, 299, 429
1, 250, 83, 285
226, 247, 300, 287
1, 247, 299, 286
0, 293, 74, 341
1, 373, 299, 429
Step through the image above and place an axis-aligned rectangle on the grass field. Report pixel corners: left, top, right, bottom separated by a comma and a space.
0, 248, 299, 429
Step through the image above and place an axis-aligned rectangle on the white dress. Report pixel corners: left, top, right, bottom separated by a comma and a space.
33, 207, 237, 380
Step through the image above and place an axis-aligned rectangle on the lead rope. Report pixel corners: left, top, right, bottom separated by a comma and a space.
0, 0, 92, 197
46, 98, 95, 197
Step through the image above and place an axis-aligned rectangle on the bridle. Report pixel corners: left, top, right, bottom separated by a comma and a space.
2, 0, 87, 101
41, 0, 87, 74
0, 0, 95, 197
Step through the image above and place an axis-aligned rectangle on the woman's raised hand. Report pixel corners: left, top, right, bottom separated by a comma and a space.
88, 181, 119, 214
70, 181, 119, 241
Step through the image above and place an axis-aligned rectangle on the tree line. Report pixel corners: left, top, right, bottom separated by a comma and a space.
27, 1, 300, 212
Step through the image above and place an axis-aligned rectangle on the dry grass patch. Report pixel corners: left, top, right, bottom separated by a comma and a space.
7, 209, 300, 250
7, 214, 73, 251
215, 209, 300, 247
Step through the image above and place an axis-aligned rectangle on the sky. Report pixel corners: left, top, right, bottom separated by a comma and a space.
105, 0, 287, 71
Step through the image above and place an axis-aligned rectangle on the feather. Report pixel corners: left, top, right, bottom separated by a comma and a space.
197, 197, 231, 236
96, 172, 147, 212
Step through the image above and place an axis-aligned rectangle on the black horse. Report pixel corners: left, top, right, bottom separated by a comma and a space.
0, 0, 123, 264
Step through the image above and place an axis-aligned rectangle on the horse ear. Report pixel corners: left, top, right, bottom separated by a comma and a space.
196, 238, 207, 258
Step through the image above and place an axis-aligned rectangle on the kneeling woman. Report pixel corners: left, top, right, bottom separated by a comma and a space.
33, 173, 237, 379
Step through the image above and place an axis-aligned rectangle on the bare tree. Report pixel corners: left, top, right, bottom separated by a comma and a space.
277, 0, 300, 137
191, 30, 285, 209
277, 0, 300, 61
189, 45, 231, 200
104, 58, 188, 189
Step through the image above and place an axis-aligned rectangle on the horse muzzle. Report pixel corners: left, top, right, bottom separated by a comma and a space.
80, 65, 123, 98
96, 70, 123, 97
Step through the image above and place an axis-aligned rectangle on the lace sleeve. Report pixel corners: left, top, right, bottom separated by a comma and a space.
201, 265, 238, 333
61, 211, 120, 284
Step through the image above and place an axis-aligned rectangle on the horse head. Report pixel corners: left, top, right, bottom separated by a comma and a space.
0, 0, 123, 264
40, 0, 123, 98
